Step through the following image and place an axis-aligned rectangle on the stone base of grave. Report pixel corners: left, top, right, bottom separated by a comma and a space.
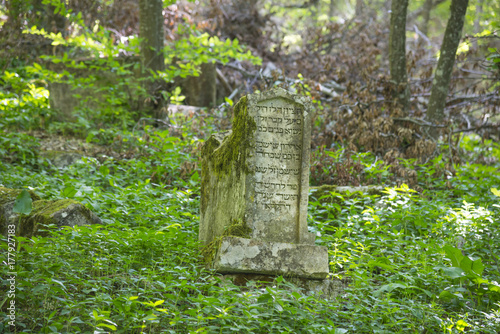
212, 237, 329, 279
219, 273, 347, 300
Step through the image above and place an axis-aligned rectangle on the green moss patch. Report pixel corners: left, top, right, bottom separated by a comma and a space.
0, 187, 41, 206
206, 95, 256, 177
200, 219, 251, 266
19, 199, 90, 237
200, 95, 256, 216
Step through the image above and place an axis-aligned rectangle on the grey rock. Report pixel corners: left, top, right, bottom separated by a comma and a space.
214, 237, 329, 279
41, 150, 83, 168
0, 187, 101, 238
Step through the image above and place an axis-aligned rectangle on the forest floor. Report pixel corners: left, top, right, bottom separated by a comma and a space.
1, 116, 500, 333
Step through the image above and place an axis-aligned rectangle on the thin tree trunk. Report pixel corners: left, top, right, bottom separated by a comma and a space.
329, 0, 335, 19
421, 0, 433, 36
355, 0, 364, 16
407, 0, 446, 25
473, 0, 483, 34
139, 0, 165, 73
426, 0, 469, 137
389, 0, 410, 113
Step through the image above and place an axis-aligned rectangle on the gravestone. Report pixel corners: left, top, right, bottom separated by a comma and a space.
200, 88, 329, 279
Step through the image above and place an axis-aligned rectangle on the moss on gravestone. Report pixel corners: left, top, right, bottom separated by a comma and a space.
202, 95, 256, 177
200, 219, 251, 267
200, 95, 256, 216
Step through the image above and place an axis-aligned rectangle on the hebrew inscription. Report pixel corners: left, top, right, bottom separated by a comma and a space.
249, 99, 304, 218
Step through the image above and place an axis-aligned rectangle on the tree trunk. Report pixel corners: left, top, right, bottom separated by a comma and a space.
426, 0, 469, 137
139, 0, 165, 113
473, 0, 483, 34
389, 0, 410, 113
329, 0, 335, 19
407, 0, 445, 26
420, 0, 433, 36
5, 0, 23, 31
139, 0, 165, 73
355, 0, 364, 16
178, 63, 217, 108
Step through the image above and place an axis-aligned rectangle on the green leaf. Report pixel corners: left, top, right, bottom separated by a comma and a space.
51, 279, 67, 290
374, 283, 407, 296
443, 245, 463, 267
190, 171, 199, 182
459, 256, 473, 274
62, 185, 77, 198
489, 283, 500, 293
257, 293, 273, 303
491, 188, 500, 197
439, 290, 460, 301
153, 299, 165, 306
13, 190, 33, 215
99, 165, 110, 177
456, 319, 470, 331
442, 267, 464, 279
96, 323, 117, 331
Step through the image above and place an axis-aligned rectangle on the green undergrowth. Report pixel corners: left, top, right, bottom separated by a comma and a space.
1, 121, 500, 333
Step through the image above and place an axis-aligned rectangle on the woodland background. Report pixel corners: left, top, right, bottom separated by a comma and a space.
1, 0, 500, 333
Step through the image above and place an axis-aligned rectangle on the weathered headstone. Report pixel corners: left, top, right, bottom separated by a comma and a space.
200, 88, 329, 279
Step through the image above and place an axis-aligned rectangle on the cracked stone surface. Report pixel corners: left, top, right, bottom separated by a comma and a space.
214, 237, 329, 279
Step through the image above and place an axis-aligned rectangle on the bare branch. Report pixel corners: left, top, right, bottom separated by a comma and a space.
452, 123, 500, 134
393, 117, 447, 128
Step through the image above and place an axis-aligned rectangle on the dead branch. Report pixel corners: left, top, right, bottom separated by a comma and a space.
452, 123, 500, 134
216, 67, 233, 94
393, 117, 447, 128
217, 61, 346, 95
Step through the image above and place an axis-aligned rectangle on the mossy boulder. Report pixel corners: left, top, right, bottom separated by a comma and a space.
18, 199, 102, 237
0, 187, 101, 238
